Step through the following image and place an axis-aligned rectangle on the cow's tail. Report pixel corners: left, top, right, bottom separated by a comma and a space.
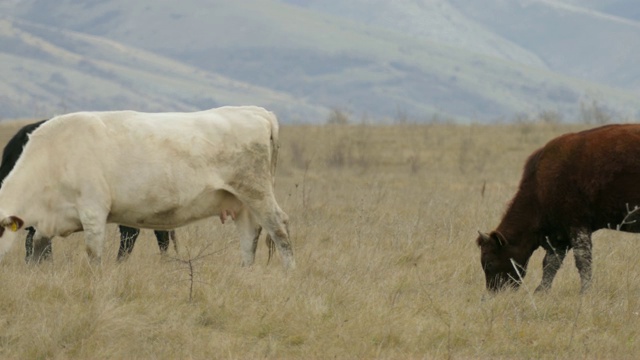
268, 110, 280, 187
266, 110, 280, 264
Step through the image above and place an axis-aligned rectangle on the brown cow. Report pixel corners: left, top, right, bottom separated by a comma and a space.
477, 124, 640, 293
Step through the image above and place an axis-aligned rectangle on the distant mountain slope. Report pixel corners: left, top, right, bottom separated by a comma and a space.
0, 17, 328, 122
282, 0, 548, 69
2, 0, 640, 122
449, 0, 640, 91
558, 0, 640, 21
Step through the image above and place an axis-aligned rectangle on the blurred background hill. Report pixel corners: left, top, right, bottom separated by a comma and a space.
2, 0, 640, 123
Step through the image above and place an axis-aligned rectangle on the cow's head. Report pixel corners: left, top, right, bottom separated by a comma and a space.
0, 216, 23, 237
476, 231, 529, 292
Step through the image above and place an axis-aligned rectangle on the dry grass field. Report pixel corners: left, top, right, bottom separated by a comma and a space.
1, 119, 640, 359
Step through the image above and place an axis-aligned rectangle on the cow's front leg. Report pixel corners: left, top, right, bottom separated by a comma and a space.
535, 246, 568, 293
570, 228, 593, 293
80, 209, 108, 265
25, 227, 34, 261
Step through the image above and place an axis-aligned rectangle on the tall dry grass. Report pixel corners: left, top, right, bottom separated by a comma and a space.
0, 120, 639, 359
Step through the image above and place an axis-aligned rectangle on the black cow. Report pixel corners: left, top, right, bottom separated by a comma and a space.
0, 120, 176, 262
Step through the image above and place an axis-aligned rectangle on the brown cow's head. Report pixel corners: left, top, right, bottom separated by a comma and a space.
476, 231, 530, 292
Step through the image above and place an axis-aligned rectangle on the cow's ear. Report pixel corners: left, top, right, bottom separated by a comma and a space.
491, 231, 509, 247
477, 231, 492, 247
0, 216, 23, 232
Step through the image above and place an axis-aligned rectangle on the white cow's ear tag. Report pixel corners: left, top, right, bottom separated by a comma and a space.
10, 222, 18, 232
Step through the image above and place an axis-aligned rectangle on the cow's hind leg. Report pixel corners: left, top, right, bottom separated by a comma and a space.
169, 230, 178, 255
570, 228, 593, 293
535, 246, 568, 293
234, 209, 262, 267
117, 226, 140, 261
249, 197, 295, 270
153, 230, 171, 254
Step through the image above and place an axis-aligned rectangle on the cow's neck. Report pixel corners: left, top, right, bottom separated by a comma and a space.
0, 155, 51, 225
496, 188, 541, 255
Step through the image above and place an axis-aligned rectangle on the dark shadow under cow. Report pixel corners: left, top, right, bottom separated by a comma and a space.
0, 120, 175, 262
477, 124, 640, 293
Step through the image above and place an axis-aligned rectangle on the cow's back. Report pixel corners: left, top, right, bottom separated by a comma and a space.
5, 106, 278, 231
533, 124, 640, 226
23, 106, 274, 174
0, 120, 47, 185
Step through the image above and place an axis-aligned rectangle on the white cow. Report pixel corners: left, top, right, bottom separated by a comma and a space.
0, 106, 295, 269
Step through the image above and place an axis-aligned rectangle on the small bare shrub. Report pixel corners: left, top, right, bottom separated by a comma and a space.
325, 128, 375, 171
458, 135, 474, 174
394, 107, 409, 124
326, 108, 350, 125
538, 110, 563, 124
168, 242, 226, 302
301, 160, 312, 212
408, 150, 421, 175
326, 137, 348, 168
580, 100, 612, 125
290, 140, 308, 169
458, 130, 489, 174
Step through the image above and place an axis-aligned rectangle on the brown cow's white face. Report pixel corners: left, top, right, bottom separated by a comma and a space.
477, 231, 528, 292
